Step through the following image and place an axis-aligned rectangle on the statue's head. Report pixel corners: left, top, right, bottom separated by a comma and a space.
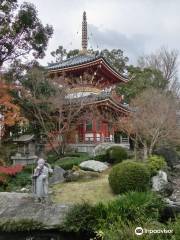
37, 158, 45, 168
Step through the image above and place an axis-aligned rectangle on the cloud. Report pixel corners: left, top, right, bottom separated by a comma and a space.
88, 24, 149, 63
17, 0, 180, 73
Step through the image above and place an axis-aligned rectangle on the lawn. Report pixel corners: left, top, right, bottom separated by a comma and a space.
52, 169, 116, 204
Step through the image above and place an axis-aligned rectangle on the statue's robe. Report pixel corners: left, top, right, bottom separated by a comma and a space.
33, 165, 52, 198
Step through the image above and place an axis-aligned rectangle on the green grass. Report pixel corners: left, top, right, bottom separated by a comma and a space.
52, 169, 115, 204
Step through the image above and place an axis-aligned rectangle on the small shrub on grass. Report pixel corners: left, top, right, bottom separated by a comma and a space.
106, 146, 128, 164
94, 154, 108, 162
147, 155, 167, 176
47, 151, 59, 164
108, 160, 150, 194
154, 147, 180, 169
61, 202, 98, 238
13, 171, 32, 187
55, 153, 90, 170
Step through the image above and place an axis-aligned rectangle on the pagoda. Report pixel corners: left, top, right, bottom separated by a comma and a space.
47, 12, 130, 152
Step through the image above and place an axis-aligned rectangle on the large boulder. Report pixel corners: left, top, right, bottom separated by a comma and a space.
49, 166, 65, 185
152, 170, 168, 191
94, 143, 119, 156
79, 160, 109, 172
152, 170, 173, 197
0, 192, 69, 229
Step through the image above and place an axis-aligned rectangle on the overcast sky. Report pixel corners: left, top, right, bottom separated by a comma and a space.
19, 0, 180, 66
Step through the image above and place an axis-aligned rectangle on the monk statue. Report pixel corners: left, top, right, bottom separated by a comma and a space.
33, 158, 53, 203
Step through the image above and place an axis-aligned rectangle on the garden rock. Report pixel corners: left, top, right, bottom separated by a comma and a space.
49, 166, 65, 185
160, 198, 180, 222
79, 160, 109, 172
152, 170, 173, 196
94, 143, 128, 156
0, 192, 69, 228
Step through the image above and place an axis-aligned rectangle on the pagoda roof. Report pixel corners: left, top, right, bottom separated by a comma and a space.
47, 54, 128, 83
48, 54, 98, 70
67, 91, 130, 115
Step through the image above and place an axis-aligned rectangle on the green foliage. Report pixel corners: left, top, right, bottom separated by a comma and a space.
61, 192, 165, 239
4, 172, 31, 192
147, 155, 167, 176
61, 202, 98, 235
118, 66, 168, 103
0, 219, 45, 232
54, 153, 89, 170
0, 165, 32, 192
106, 146, 128, 164
103, 219, 171, 240
0, 0, 53, 67
12, 171, 31, 187
0, 143, 17, 165
94, 154, 108, 162
100, 49, 128, 74
170, 217, 180, 240
47, 151, 59, 164
108, 160, 150, 194
106, 191, 164, 223
154, 147, 180, 169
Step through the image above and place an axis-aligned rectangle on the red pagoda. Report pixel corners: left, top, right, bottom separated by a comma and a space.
48, 12, 130, 153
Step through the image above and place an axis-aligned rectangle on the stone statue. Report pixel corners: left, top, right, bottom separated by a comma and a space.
33, 158, 53, 203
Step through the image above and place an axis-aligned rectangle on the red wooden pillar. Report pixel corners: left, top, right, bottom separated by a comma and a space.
93, 119, 96, 143
83, 120, 86, 143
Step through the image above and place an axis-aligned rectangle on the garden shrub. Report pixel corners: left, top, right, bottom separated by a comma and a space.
12, 171, 32, 187
61, 202, 98, 238
61, 192, 165, 239
108, 160, 150, 194
147, 155, 167, 176
55, 154, 89, 170
106, 146, 128, 164
154, 147, 180, 169
103, 218, 170, 240
0, 165, 31, 191
47, 151, 59, 164
106, 191, 164, 223
94, 154, 108, 162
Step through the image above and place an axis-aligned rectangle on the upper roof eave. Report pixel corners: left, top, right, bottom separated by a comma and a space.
47, 55, 128, 83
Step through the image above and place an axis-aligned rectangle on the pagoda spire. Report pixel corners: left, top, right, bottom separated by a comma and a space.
82, 11, 88, 52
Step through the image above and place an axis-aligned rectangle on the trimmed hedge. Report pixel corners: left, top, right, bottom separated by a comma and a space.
106, 146, 128, 164
147, 155, 167, 176
108, 160, 150, 194
55, 153, 89, 170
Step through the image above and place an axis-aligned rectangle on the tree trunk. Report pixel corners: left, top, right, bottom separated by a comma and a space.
143, 144, 148, 160
149, 146, 153, 156
134, 137, 138, 160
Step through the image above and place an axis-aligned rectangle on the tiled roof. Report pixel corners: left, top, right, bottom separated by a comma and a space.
47, 53, 128, 81
68, 92, 130, 112
47, 54, 100, 70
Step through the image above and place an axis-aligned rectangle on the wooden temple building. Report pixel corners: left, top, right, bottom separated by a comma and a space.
47, 12, 130, 153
